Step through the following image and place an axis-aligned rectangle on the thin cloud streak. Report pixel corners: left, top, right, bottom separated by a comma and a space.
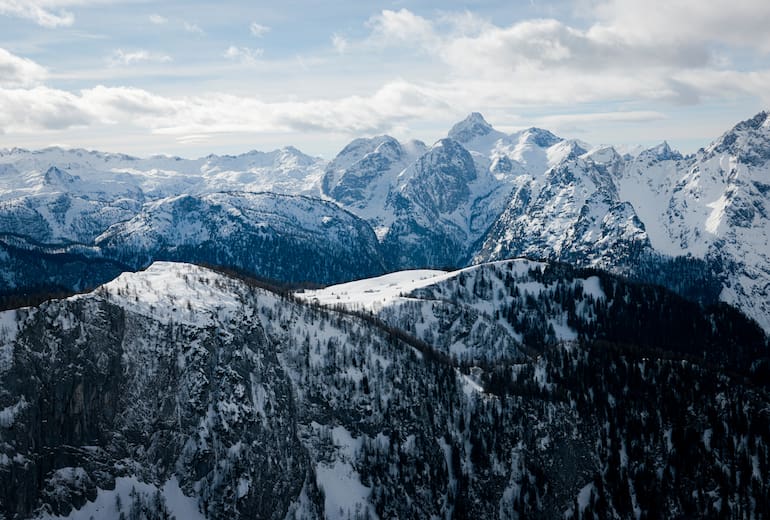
0, 81, 448, 138
108, 49, 172, 67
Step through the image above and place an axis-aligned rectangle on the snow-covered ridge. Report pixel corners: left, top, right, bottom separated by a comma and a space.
0, 145, 325, 201
1, 258, 767, 518
93, 261, 244, 325
298, 259, 547, 312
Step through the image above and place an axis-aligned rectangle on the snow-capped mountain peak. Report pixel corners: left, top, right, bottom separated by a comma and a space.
641, 141, 682, 162
546, 139, 588, 166
705, 110, 770, 166
448, 112, 496, 142
43, 165, 78, 186
584, 145, 623, 165
516, 127, 563, 148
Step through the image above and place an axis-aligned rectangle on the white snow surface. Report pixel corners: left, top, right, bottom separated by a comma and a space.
88, 261, 243, 325
34, 476, 203, 520
299, 269, 451, 310
299, 259, 545, 312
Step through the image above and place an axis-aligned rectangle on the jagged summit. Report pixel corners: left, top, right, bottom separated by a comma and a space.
448, 112, 496, 142
638, 141, 683, 162
706, 110, 770, 165
517, 127, 563, 148
43, 165, 77, 185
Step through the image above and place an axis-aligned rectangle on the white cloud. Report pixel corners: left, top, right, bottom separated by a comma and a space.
148, 13, 166, 25
183, 21, 204, 34
0, 80, 447, 138
224, 46, 264, 64
366, 9, 439, 49
108, 49, 172, 67
249, 22, 270, 37
342, 6, 770, 110
0, 48, 48, 87
590, 0, 770, 52
0, 86, 91, 132
0, 0, 74, 27
331, 34, 348, 54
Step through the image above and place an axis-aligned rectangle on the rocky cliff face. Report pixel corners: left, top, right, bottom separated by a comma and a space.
1, 263, 314, 519
474, 153, 651, 271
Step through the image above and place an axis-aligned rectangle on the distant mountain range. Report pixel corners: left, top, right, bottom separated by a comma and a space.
2, 111, 769, 331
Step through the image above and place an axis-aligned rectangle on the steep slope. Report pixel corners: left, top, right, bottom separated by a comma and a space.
381, 137, 512, 268
665, 113, 770, 331
2, 262, 767, 519
95, 192, 387, 284
473, 112, 770, 332
474, 152, 650, 271
322, 114, 571, 270
1, 263, 316, 519
320, 135, 427, 242
611, 112, 770, 331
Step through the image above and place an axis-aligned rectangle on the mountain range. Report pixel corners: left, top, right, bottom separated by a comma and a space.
1, 111, 769, 330
1, 111, 769, 518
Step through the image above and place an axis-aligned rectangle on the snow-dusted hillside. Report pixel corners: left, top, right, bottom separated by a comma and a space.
301, 259, 764, 367
96, 192, 387, 284
2, 261, 766, 519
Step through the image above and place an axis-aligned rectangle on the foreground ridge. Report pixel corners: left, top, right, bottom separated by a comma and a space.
0, 261, 767, 518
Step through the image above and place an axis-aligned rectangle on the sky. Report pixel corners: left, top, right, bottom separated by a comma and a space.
0, 0, 769, 158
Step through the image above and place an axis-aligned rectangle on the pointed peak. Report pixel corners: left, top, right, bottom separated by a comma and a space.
548, 139, 588, 164
465, 112, 490, 126
641, 141, 682, 161
706, 110, 770, 164
519, 127, 562, 148
281, 145, 304, 155
448, 112, 494, 142
43, 165, 77, 185
278, 145, 316, 161
585, 145, 622, 164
